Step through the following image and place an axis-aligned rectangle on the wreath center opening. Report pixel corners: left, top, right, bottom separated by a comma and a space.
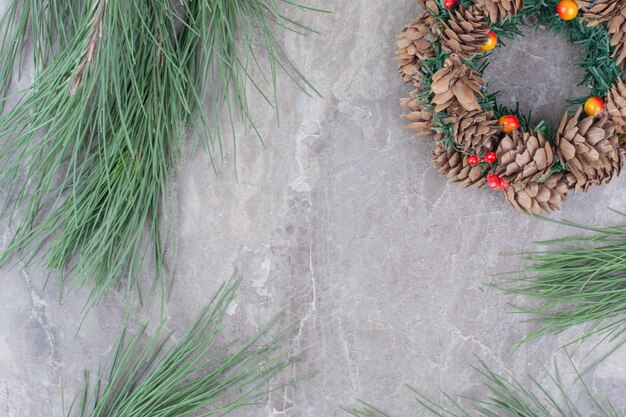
483, 26, 588, 128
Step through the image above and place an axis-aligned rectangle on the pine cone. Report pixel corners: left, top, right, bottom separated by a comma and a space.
578, 0, 622, 25
433, 141, 488, 188
556, 106, 622, 191
416, 0, 440, 14
502, 173, 570, 215
608, 9, 626, 71
436, 5, 490, 60
579, 0, 626, 70
495, 129, 555, 185
431, 55, 484, 112
444, 109, 499, 150
607, 78, 626, 133
474, 0, 524, 23
400, 89, 436, 137
396, 11, 436, 84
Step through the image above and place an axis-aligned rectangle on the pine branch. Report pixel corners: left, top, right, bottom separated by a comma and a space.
494, 214, 626, 352
67, 274, 303, 417
70, 0, 107, 95
345, 358, 625, 417
0, 0, 325, 312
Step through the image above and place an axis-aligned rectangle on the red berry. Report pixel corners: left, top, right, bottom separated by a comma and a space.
484, 152, 497, 163
443, 0, 457, 9
468, 155, 480, 166
487, 174, 500, 189
499, 115, 520, 133
499, 177, 509, 189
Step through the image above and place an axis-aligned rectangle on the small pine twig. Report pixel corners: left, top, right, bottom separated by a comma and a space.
70, 0, 107, 95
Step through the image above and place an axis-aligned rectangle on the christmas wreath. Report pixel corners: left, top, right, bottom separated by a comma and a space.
396, 0, 626, 215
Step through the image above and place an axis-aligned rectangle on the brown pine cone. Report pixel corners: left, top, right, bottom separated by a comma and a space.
435, 5, 491, 60
561, 170, 580, 192
396, 11, 436, 84
556, 106, 623, 191
502, 173, 570, 215
431, 55, 484, 112
444, 109, 499, 150
578, 0, 622, 25
495, 129, 555, 185
579, 0, 626, 70
474, 0, 524, 23
607, 78, 626, 133
608, 8, 626, 71
400, 89, 436, 137
433, 141, 488, 188
416, 0, 440, 14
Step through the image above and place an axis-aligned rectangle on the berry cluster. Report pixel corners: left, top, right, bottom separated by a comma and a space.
487, 174, 509, 190
467, 151, 496, 166
467, 150, 508, 189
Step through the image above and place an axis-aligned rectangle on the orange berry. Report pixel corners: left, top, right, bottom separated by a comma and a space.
481, 30, 498, 51
557, 0, 578, 20
498, 115, 520, 133
584, 96, 605, 116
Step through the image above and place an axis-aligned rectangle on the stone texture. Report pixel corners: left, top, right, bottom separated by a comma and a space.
483, 26, 590, 127
1, 1, 626, 417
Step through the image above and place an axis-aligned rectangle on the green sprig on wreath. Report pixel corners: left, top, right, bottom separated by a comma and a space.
396, 0, 626, 215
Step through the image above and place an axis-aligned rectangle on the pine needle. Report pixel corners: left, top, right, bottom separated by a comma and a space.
493, 215, 626, 352
0, 0, 85, 108
343, 402, 393, 417
0, 0, 325, 312
345, 358, 625, 417
68, 274, 302, 417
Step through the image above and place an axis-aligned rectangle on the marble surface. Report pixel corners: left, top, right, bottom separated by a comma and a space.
1, 1, 626, 416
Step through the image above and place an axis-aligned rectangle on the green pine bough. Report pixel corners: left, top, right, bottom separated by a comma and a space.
344, 359, 625, 417
0, 1, 324, 310
496, 215, 626, 354
66, 275, 302, 417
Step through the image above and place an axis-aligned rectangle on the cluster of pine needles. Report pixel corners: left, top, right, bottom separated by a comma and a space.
345, 358, 624, 417
65, 275, 302, 417
0, 0, 323, 311
496, 214, 626, 356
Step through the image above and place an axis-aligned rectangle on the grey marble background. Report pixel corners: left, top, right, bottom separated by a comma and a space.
1, 1, 626, 416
